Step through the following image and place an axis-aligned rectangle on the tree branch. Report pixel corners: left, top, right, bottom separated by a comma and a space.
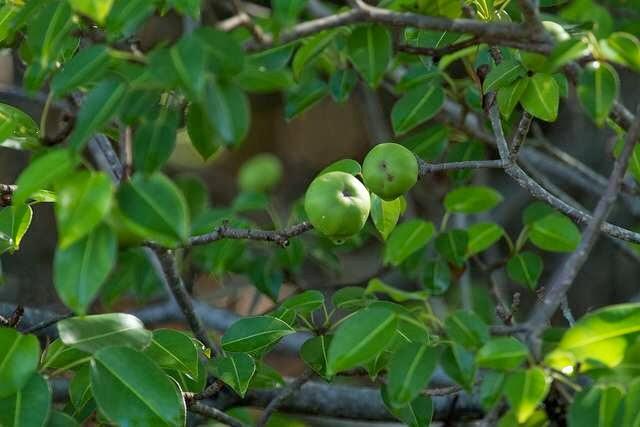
188, 401, 244, 427
527, 106, 640, 329
257, 370, 313, 427
187, 221, 314, 248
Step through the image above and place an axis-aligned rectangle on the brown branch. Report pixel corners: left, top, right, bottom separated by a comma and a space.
188, 401, 244, 427
510, 112, 533, 158
396, 36, 481, 57
527, 105, 640, 329
187, 221, 314, 248
418, 159, 505, 175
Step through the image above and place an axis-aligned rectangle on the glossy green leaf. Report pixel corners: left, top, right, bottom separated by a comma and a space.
144, 329, 199, 378
54, 224, 116, 315
329, 69, 358, 103
280, 290, 325, 315
400, 125, 448, 161
193, 27, 244, 76
203, 79, 250, 146
133, 107, 178, 174
0, 328, 40, 398
365, 278, 428, 302
444, 185, 503, 214
347, 25, 392, 87
67, 80, 127, 150
327, 307, 397, 375
0, 204, 33, 254
382, 387, 433, 427
58, 313, 152, 353
285, 77, 328, 120
221, 316, 295, 353
476, 337, 528, 370
577, 62, 619, 126
55, 171, 113, 248
568, 384, 624, 427
69, 365, 93, 413
41, 339, 90, 372
483, 60, 526, 93
371, 194, 403, 240
91, 346, 186, 427
69, 0, 113, 23
300, 335, 331, 378
480, 371, 506, 410
441, 343, 476, 390
0, 374, 51, 427
47, 411, 80, 427
498, 78, 529, 119
445, 310, 490, 350
331, 286, 369, 310
507, 252, 543, 290
170, 34, 206, 100
13, 149, 77, 206
604, 32, 640, 72
104, 0, 154, 38
292, 29, 341, 79
467, 222, 504, 256
544, 38, 589, 73
383, 219, 435, 266
387, 343, 437, 407
391, 82, 444, 134
248, 361, 285, 389
116, 173, 189, 247
520, 73, 559, 122
499, 409, 549, 427
237, 67, 295, 93
504, 367, 550, 423
435, 229, 468, 267
210, 353, 256, 397
529, 212, 581, 252
0, 103, 39, 149
186, 102, 221, 160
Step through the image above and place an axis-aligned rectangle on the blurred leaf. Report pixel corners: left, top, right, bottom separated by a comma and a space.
578, 62, 619, 126
0, 103, 40, 149
417, 0, 461, 18
441, 343, 476, 390
329, 69, 358, 103
384, 219, 435, 266
391, 82, 444, 134
91, 346, 185, 426
272, 0, 307, 33
480, 371, 506, 410
0, 374, 51, 427
400, 125, 448, 161
301, 335, 331, 378
203, 79, 250, 146
285, 77, 328, 120
69, 0, 113, 24
347, 25, 392, 87
504, 367, 550, 423
194, 28, 244, 76
483, 60, 526, 92
604, 32, 640, 72
365, 278, 428, 302
58, 313, 152, 353
210, 353, 256, 397
221, 316, 295, 353
386, 343, 437, 407
543, 38, 589, 73
170, 34, 206, 100
569, 384, 624, 427
466, 222, 504, 256
13, 148, 77, 206
237, 67, 295, 93
133, 107, 178, 174
186, 102, 222, 160
382, 387, 433, 427
280, 290, 325, 315
331, 286, 369, 310
293, 29, 341, 80
445, 310, 490, 350
0, 328, 40, 398
0, 204, 33, 254
529, 212, 581, 252
444, 185, 503, 213
422, 259, 451, 295
327, 307, 397, 375
55, 171, 113, 248
476, 337, 528, 370
104, 0, 154, 39
435, 229, 468, 267
47, 411, 80, 427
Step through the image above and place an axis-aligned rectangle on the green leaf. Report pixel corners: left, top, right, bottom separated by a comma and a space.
365, 278, 428, 303
248, 361, 284, 390
170, 34, 206, 100
520, 73, 559, 122
327, 307, 397, 375
417, 0, 461, 18
280, 290, 325, 315
0, 328, 40, 398
347, 25, 392, 87
504, 367, 550, 423
69, 365, 93, 411
522, 201, 556, 225
210, 353, 256, 397
91, 346, 186, 427
622, 378, 640, 427
41, 339, 90, 372
272, 0, 306, 32
300, 335, 331, 378
0, 103, 39, 149
221, 316, 295, 353
529, 212, 581, 252
193, 27, 244, 77
58, 313, 152, 353
69, 0, 113, 24
55, 171, 113, 248
498, 78, 529, 119
331, 286, 369, 310
400, 125, 448, 161
371, 194, 403, 240
186, 102, 221, 160
0, 204, 33, 254
67, 80, 127, 150
391, 82, 445, 135
47, 411, 80, 427
467, 222, 504, 256
54, 224, 117, 315
480, 371, 506, 410
383, 219, 435, 266
499, 409, 549, 427
144, 329, 199, 378
445, 310, 490, 350
237, 67, 295, 93
422, 259, 451, 295
483, 60, 526, 93
319, 159, 362, 176
382, 387, 433, 427
292, 30, 341, 79
543, 38, 589, 73
329, 69, 358, 103
435, 229, 468, 267
557, 303, 640, 368
387, 343, 437, 407
204, 79, 250, 146
604, 32, 640, 72
507, 252, 543, 290
104, 0, 154, 38
13, 149, 77, 206
476, 337, 528, 370
444, 185, 503, 214
0, 374, 51, 427
116, 173, 189, 247
441, 343, 475, 390
569, 384, 624, 427
577, 62, 619, 126
133, 107, 178, 174
285, 77, 328, 120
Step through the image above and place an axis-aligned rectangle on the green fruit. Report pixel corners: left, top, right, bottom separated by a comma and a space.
362, 143, 419, 201
304, 171, 371, 239
542, 21, 570, 42
238, 153, 283, 193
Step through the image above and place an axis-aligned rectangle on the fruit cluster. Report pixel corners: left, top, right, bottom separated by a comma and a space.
304, 143, 419, 240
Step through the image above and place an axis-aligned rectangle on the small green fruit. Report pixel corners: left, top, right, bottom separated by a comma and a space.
238, 153, 283, 193
542, 21, 570, 42
362, 143, 419, 201
304, 171, 371, 239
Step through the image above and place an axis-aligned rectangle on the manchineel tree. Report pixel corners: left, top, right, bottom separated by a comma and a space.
0, 0, 640, 425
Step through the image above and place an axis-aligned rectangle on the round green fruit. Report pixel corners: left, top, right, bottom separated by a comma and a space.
238, 153, 283, 193
304, 171, 371, 239
362, 143, 419, 201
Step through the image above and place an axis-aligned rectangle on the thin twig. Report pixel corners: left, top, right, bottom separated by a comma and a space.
418, 159, 505, 175
22, 312, 73, 334
510, 112, 533, 158
187, 221, 313, 248
188, 401, 244, 427
396, 36, 481, 57
257, 370, 313, 427
527, 105, 640, 329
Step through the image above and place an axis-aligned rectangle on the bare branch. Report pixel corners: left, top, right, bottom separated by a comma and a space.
419, 159, 505, 175
396, 36, 481, 57
510, 112, 533, 158
187, 221, 314, 248
257, 370, 314, 427
188, 401, 244, 427
527, 106, 640, 329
